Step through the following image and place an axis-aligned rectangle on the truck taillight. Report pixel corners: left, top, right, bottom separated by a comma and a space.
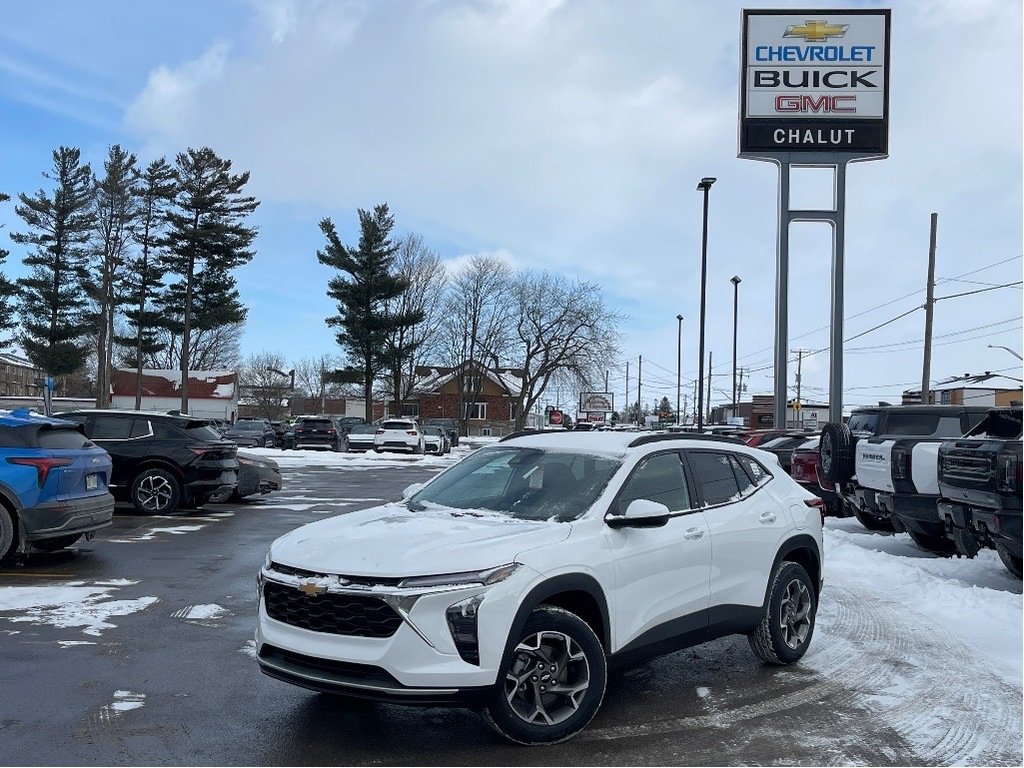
997, 453, 1021, 493
892, 446, 911, 481
792, 454, 815, 482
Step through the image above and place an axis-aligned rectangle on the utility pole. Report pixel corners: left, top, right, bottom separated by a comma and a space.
604, 369, 609, 392
637, 355, 643, 428
921, 213, 938, 405
706, 351, 713, 426
625, 361, 630, 423
692, 379, 698, 426
794, 349, 809, 430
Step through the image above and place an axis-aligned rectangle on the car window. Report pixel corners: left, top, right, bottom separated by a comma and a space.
91, 416, 132, 440
615, 452, 691, 514
130, 419, 151, 438
688, 451, 742, 506
382, 420, 415, 430
883, 412, 940, 436
184, 423, 224, 441
847, 411, 879, 434
735, 454, 771, 485
235, 422, 263, 431
37, 427, 92, 449
729, 455, 755, 496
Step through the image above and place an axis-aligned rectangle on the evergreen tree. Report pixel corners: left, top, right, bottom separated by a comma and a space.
118, 157, 175, 409
317, 204, 419, 421
12, 147, 95, 377
0, 192, 18, 348
89, 144, 139, 407
161, 147, 258, 412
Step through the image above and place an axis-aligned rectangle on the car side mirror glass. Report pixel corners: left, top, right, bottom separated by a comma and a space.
606, 499, 671, 529
403, 482, 425, 500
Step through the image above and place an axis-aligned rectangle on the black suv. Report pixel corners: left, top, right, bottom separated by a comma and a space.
292, 417, 347, 451
223, 419, 277, 448
59, 410, 239, 514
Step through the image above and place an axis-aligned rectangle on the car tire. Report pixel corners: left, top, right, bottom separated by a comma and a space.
414, 440, 424, 455
996, 544, 1022, 578
0, 507, 17, 563
852, 504, 895, 532
483, 606, 607, 745
748, 561, 817, 665
32, 534, 83, 552
130, 468, 181, 514
819, 423, 854, 483
906, 528, 957, 555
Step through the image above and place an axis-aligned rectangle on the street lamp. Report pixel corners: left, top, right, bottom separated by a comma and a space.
265, 367, 295, 389
730, 275, 741, 421
988, 344, 1023, 361
696, 176, 716, 431
676, 314, 684, 425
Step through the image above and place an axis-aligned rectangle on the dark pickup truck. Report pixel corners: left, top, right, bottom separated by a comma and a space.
937, 408, 1023, 578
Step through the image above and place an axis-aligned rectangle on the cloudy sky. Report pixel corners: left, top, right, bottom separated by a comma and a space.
1, 0, 1020, 415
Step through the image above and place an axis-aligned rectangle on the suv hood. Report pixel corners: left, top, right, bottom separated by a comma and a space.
270, 503, 570, 577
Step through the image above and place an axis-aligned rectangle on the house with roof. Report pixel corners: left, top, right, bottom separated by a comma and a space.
110, 369, 239, 421
902, 372, 1023, 407
376, 361, 525, 436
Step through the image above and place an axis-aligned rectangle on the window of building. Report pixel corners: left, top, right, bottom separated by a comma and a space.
466, 402, 486, 420
462, 375, 483, 393
400, 402, 419, 418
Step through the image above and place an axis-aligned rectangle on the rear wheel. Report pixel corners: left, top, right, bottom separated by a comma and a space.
414, 440, 424, 455
906, 528, 957, 555
749, 561, 817, 664
130, 468, 181, 514
33, 534, 83, 552
483, 606, 606, 745
853, 505, 895, 532
0, 508, 17, 563
997, 544, 1023, 578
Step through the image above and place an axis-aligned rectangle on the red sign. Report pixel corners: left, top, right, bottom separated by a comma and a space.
549, 410, 563, 425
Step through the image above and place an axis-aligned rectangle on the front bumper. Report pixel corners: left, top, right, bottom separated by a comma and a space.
21, 492, 115, 541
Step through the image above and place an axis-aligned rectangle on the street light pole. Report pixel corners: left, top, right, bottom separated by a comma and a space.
676, 314, 684, 425
730, 275, 741, 421
988, 344, 1024, 361
696, 176, 716, 431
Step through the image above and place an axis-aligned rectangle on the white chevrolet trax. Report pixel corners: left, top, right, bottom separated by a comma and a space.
256, 431, 823, 744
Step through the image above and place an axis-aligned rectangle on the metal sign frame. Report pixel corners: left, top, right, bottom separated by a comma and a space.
739, 8, 891, 426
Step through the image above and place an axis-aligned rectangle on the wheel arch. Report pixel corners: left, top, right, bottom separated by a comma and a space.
767, 534, 823, 604
131, 459, 184, 485
500, 574, 611, 668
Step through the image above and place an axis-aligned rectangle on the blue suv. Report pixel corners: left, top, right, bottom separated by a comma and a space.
0, 409, 115, 563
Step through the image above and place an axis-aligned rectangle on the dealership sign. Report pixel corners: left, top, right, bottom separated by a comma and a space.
579, 392, 614, 413
739, 9, 890, 157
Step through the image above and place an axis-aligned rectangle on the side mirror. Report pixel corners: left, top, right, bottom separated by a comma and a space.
402, 482, 425, 500
606, 499, 671, 529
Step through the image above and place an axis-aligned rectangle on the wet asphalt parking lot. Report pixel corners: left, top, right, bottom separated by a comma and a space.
1, 457, 1020, 766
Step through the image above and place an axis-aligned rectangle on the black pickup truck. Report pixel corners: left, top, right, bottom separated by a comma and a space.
937, 408, 1023, 578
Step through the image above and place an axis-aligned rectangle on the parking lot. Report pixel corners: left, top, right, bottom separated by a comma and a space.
1, 450, 1021, 766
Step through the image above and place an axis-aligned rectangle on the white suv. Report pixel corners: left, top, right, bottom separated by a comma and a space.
256, 431, 823, 744
373, 418, 424, 454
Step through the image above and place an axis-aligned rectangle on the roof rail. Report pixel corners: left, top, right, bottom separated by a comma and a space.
499, 429, 566, 442
628, 432, 745, 448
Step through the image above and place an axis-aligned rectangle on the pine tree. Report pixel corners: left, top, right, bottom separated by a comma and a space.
90, 145, 139, 407
317, 204, 420, 421
118, 157, 175, 408
161, 147, 258, 412
12, 147, 95, 377
0, 192, 18, 348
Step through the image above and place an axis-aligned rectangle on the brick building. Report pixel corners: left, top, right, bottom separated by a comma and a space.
110, 368, 239, 421
378, 362, 525, 436
0, 352, 42, 397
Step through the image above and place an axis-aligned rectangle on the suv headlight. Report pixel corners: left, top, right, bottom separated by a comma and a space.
398, 562, 520, 589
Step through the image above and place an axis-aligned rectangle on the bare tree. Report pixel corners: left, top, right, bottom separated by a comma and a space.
441, 254, 514, 434
382, 234, 447, 414
143, 322, 243, 371
239, 351, 289, 420
507, 272, 620, 430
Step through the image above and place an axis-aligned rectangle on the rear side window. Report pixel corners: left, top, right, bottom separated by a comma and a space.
37, 427, 92, 449
184, 423, 224, 441
152, 421, 183, 440
130, 419, 151, 438
91, 416, 132, 440
736, 454, 770, 485
688, 451, 741, 506
847, 411, 880, 434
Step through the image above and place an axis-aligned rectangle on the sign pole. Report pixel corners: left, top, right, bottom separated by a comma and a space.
774, 160, 791, 431
829, 161, 848, 424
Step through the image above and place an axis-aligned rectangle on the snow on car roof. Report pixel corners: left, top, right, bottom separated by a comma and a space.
498, 430, 750, 458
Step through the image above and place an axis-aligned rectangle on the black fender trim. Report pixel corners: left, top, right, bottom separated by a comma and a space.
766, 534, 823, 605
499, 573, 611, 674
0, 482, 24, 511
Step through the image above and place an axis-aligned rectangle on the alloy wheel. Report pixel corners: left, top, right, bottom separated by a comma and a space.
138, 475, 174, 511
779, 579, 813, 649
504, 630, 591, 726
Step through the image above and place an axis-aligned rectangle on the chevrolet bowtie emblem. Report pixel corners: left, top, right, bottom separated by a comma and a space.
298, 581, 327, 596
784, 20, 849, 42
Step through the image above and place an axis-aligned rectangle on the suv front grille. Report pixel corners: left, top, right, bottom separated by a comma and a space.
263, 581, 403, 638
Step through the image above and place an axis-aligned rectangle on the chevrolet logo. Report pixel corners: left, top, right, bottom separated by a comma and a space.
784, 20, 849, 42
297, 581, 327, 596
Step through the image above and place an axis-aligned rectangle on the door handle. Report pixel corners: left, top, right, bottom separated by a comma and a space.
683, 527, 705, 540
759, 511, 777, 524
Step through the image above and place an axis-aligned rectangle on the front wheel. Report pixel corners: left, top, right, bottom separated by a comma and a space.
749, 561, 817, 665
0, 508, 17, 563
997, 544, 1023, 578
130, 468, 181, 514
483, 606, 606, 745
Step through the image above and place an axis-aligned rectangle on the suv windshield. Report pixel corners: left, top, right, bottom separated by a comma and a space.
408, 447, 621, 522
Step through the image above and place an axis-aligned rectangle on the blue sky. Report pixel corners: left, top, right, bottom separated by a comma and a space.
1, 0, 1021, 414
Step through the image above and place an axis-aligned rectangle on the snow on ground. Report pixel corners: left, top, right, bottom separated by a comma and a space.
823, 516, 1022, 689
172, 603, 228, 621
0, 581, 159, 636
